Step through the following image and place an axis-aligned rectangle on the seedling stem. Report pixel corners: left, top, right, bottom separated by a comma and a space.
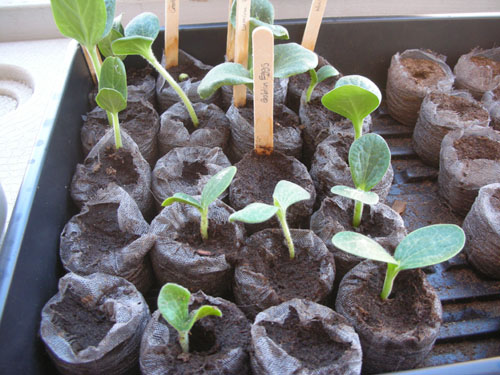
111, 111, 122, 148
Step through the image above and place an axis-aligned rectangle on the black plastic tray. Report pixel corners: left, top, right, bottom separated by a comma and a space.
1, 16, 500, 374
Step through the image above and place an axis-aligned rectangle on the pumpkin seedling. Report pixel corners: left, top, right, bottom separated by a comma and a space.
332, 224, 465, 300
161, 166, 237, 241
330, 133, 391, 227
322, 75, 382, 140
305, 65, 339, 103
158, 283, 222, 354
229, 180, 310, 259
111, 12, 199, 126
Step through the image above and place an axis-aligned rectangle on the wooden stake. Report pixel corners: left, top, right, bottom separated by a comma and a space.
301, 0, 328, 51
253, 27, 274, 155
233, 0, 251, 107
226, 0, 235, 61
82, 46, 98, 85
165, 0, 179, 68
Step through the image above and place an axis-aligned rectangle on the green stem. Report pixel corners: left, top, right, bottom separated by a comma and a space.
145, 51, 199, 127
277, 208, 294, 259
178, 330, 189, 353
200, 208, 208, 241
354, 119, 362, 140
353, 200, 363, 227
85, 45, 102, 79
306, 69, 318, 103
111, 111, 122, 149
380, 263, 400, 300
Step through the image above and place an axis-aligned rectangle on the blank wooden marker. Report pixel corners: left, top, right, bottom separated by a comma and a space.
233, 0, 251, 107
165, 0, 179, 68
302, 0, 328, 51
226, 0, 235, 62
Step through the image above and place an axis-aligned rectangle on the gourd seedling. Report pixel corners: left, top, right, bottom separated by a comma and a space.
158, 283, 222, 354
111, 12, 199, 126
98, 15, 126, 60
95, 56, 127, 149
229, 180, 310, 259
161, 166, 237, 241
330, 133, 391, 227
322, 75, 382, 140
332, 224, 465, 300
305, 65, 340, 103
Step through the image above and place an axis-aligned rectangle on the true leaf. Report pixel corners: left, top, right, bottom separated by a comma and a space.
332, 231, 399, 264
349, 133, 391, 191
274, 43, 318, 78
273, 180, 310, 211
162, 193, 202, 210
229, 203, 278, 224
201, 166, 237, 209
395, 224, 465, 270
330, 185, 379, 205
197, 62, 253, 99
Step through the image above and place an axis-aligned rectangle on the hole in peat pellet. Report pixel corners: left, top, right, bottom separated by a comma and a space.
181, 160, 208, 184
454, 136, 500, 160
100, 147, 140, 185
190, 323, 217, 354
400, 57, 446, 85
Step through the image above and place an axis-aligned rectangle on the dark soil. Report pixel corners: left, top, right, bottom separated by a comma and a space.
181, 160, 209, 184
454, 136, 500, 160
237, 105, 300, 132
400, 57, 446, 85
86, 147, 139, 186
431, 92, 490, 122
127, 65, 155, 85
167, 61, 206, 82
470, 56, 500, 76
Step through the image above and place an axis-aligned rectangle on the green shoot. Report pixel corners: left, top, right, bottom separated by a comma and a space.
330, 133, 391, 227
158, 283, 222, 354
112, 12, 199, 127
229, 180, 310, 259
321, 75, 382, 140
332, 224, 465, 300
98, 14, 125, 60
306, 65, 339, 103
161, 166, 237, 241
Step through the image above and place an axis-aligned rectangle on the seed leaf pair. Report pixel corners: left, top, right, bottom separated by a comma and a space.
306, 65, 340, 103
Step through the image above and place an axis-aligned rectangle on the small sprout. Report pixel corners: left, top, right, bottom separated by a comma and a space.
229, 180, 310, 259
322, 75, 382, 139
98, 14, 126, 60
332, 224, 465, 300
330, 133, 391, 227
95, 56, 127, 149
162, 166, 237, 241
306, 65, 339, 103
179, 73, 190, 82
158, 283, 222, 354
111, 12, 199, 126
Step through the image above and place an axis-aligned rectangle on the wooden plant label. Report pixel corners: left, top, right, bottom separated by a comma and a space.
165, 0, 179, 68
82, 46, 101, 85
301, 0, 328, 51
233, 0, 251, 107
253, 27, 274, 155
226, 0, 235, 61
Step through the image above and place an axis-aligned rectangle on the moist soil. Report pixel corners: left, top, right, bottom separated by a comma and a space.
167, 62, 207, 83
181, 160, 209, 184
431, 92, 490, 122
88, 146, 139, 186
237, 105, 300, 134
454, 136, 500, 160
400, 57, 446, 85
470, 56, 500, 76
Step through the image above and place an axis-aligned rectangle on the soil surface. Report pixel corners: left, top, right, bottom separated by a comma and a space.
167, 61, 206, 82
400, 57, 446, 85
470, 56, 500, 76
88, 147, 139, 186
431, 92, 490, 122
454, 136, 500, 160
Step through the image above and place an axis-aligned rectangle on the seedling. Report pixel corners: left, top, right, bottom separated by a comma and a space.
98, 15, 125, 60
306, 65, 339, 103
229, 180, 310, 259
158, 283, 222, 354
332, 224, 465, 300
330, 133, 391, 227
161, 166, 237, 241
322, 75, 382, 140
112, 13, 199, 126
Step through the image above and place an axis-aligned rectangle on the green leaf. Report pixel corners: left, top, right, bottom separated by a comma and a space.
273, 180, 310, 211
197, 62, 253, 99
162, 193, 202, 210
99, 28, 125, 58
112, 36, 154, 57
330, 185, 379, 205
332, 232, 399, 265
231, 0, 274, 27
111, 12, 159, 57
188, 305, 222, 329
395, 224, 466, 270
250, 19, 289, 40
124, 12, 159, 40
102, 0, 116, 40
201, 166, 237, 210
317, 65, 340, 83
321, 75, 382, 129
274, 43, 318, 78
95, 88, 126, 113
229, 203, 278, 224
50, 0, 107, 48
99, 56, 127, 98
157, 283, 191, 333
349, 133, 391, 191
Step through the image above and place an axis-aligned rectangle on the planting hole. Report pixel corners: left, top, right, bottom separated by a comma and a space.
454, 136, 500, 160
400, 58, 445, 84
181, 160, 208, 184
0, 64, 34, 117
190, 323, 216, 354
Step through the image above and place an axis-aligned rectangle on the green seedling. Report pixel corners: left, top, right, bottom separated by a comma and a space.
162, 166, 237, 241
306, 65, 340, 103
98, 14, 126, 60
322, 75, 382, 140
330, 133, 391, 227
95, 57, 127, 149
158, 283, 222, 354
229, 180, 310, 259
112, 12, 199, 126
198, 43, 318, 100
332, 224, 465, 300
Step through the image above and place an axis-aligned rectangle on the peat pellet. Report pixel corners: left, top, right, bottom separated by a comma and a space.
71, 129, 153, 217
251, 299, 362, 375
40, 272, 150, 375
233, 229, 335, 319
140, 292, 251, 375
463, 183, 500, 279
229, 151, 316, 234
156, 50, 217, 113
454, 47, 500, 100
412, 91, 490, 167
151, 146, 231, 209
310, 196, 406, 289
438, 126, 500, 216
336, 260, 442, 374
149, 198, 245, 297
60, 184, 155, 293
310, 133, 394, 205
157, 102, 230, 156
226, 103, 302, 163
81, 97, 160, 166
482, 85, 500, 131
386, 49, 454, 127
